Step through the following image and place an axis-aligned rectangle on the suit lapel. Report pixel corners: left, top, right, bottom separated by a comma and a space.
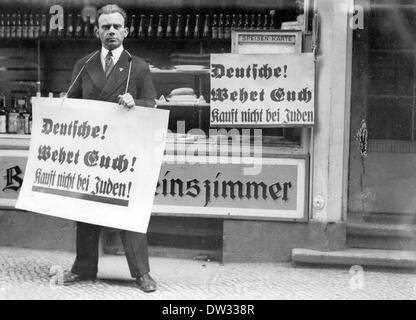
101, 50, 130, 101
85, 52, 106, 92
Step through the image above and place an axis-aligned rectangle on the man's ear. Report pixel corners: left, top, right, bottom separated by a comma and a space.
95, 28, 100, 38
124, 27, 129, 38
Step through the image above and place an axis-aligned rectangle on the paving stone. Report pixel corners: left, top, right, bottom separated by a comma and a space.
0, 247, 416, 300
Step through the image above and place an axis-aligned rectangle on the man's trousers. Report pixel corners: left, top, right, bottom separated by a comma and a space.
71, 222, 150, 278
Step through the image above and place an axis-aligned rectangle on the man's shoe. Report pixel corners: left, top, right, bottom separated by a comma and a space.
136, 274, 157, 292
59, 271, 96, 286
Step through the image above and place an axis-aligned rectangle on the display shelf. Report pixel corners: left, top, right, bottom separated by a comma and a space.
0, 134, 31, 150
0, 37, 231, 46
156, 101, 210, 107
0, 132, 304, 155
0, 134, 30, 139
151, 69, 210, 74
0, 0, 297, 10
163, 133, 305, 156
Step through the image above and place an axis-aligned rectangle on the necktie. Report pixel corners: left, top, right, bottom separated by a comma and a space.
105, 51, 114, 77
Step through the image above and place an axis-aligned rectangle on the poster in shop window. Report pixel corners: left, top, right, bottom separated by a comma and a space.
210, 53, 315, 127
15, 97, 169, 233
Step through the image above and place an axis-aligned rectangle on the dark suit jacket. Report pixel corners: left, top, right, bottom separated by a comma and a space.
68, 49, 157, 108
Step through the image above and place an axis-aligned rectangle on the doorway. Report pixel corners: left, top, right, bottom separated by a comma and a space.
349, 0, 416, 225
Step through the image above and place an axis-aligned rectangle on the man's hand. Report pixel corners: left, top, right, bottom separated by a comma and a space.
118, 93, 135, 109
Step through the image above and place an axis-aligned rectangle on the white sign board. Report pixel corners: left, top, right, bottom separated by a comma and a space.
153, 155, 309, 221
15, 97, 169, 233
210, 53, 315, 127
231, 30, 302, 54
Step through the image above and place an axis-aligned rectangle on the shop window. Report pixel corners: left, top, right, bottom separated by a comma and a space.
0, 0, 307, 148
366, 2, 416, 141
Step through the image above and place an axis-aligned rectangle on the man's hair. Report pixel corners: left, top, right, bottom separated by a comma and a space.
97, 4, 127, 26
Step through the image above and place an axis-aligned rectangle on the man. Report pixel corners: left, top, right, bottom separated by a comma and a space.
61, 4, 157, 292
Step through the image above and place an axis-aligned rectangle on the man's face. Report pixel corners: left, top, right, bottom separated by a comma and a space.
96, 12, 128, 50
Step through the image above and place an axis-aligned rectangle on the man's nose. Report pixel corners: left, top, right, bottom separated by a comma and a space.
108, 26, 116, 33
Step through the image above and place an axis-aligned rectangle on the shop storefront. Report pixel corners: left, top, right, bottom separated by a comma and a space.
2, 0, 387, 265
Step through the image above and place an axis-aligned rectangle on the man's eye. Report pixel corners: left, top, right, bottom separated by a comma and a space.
102, 25, 122, 30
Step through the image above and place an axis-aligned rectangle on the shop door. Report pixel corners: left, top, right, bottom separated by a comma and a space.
348, 0, 416, 220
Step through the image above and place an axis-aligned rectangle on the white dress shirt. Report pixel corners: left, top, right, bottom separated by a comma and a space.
100, 45, 124, 72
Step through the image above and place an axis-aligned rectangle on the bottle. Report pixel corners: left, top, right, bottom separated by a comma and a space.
92, 17, 98, 36
243, 14, 249, 30
202, 14, 210, 38
10, 14, 16, 38
237, 14, 243, 29
211, 14, 218, 39
218, 14, 224, 39
28, 109, 32, 134
0, 14, 4, 38
23, 97, 30, 134
147, 14, 154, 38
269, 11, 275, 30
16, 14, 22, 38
184, 14, 190, 38
28, 14, 34, 38
56, 13, 64, 37
224, 14, 231, 39
129, 14, 136, 37
14, 14, 22, 38
21, 14, 27, 38
231, 14, 237, 30
256, 13, 262, 29
250, 14, 256, 30
66, 14, 74, 37
40, 14, 47, 37
84, 16, 93, 38
156, 14, 163, 38
34, 14, 40, 38
47, 15, 56, 37
75, 14, 82, 37
137, 14, 145, 38
193, 14, 200, 38
174, 14, 182, 38
166, 14, 173, 38
83, 15, 90, 37
15, 113, 25, 135
263, 14, 269, 30
0, 95, 6, 134
5, 14, 11, 38
7, 96, 19, 134
15, 98, 26, 135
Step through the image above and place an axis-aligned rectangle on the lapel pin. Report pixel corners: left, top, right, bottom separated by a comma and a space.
119, 67, 124, 72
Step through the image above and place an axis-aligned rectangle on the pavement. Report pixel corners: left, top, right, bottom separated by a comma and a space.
1, 246, 416, 300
